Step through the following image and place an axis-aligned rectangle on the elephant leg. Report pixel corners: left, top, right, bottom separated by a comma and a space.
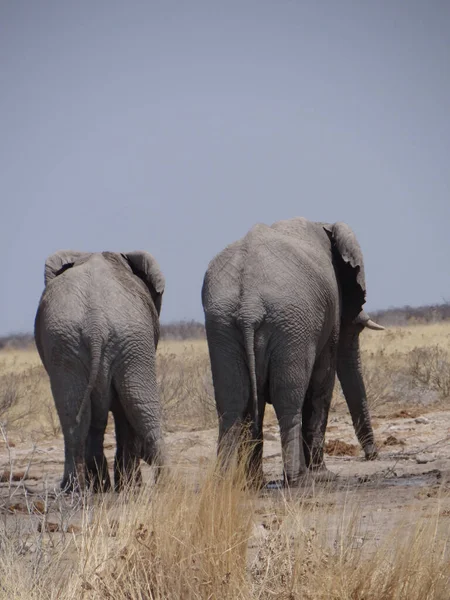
273, 404, 303, 487
85, 426, 111, 492
85, 391, 111, 492
206, 324, 251, 474
239, 389, 266, 488
49, 368, 91, 492
113, 354, 164, 483
111, 393, 142, 492
270, 346, 314, 487
302, 340, 338, 470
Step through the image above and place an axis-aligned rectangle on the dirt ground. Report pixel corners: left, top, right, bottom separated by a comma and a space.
2, 405, 450, 557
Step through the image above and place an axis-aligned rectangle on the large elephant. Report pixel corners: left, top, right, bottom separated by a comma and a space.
202, 217, 384, 486
34, 250, 165, 492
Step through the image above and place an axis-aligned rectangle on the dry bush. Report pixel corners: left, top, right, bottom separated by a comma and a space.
84, 466, 254, 598
157, 344, 216, 431
160, 319, 206, 340
333, 331, 450, 414
0, 362, 59, 440
361, 349, 407, 410
407, 345, 450, 400
0, 373, 20, 417
331, 348, 405, 413
0, 333, 35, 351
370, 301, 450, 327
0, 367, 43, 431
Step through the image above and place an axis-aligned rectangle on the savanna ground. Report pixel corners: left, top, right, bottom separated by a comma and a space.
1, 323, 450, 598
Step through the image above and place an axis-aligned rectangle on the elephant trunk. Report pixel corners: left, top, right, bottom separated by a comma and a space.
336, 325, 378, 460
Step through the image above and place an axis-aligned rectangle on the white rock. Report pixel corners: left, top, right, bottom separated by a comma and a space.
415, 453, 435, 464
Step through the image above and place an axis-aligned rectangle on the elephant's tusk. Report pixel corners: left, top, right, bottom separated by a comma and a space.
364, 319, 385, 331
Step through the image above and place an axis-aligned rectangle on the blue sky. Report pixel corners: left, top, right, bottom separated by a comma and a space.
1, 1, 449, 333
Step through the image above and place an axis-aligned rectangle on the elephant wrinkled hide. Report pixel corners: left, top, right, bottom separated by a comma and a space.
34, 250, 165, 492
202, 217, 384, 487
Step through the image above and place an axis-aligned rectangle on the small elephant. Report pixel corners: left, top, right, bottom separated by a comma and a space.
202, 217, 384, 487
34, 250, 165, 492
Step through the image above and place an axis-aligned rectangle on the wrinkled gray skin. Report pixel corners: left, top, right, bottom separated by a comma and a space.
202, 218, 384, 487
34, 250, 165, 492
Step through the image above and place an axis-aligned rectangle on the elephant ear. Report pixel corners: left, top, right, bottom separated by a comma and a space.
44, 251, 92, 286
323, 222, 367, 321
121, 251, 165, 316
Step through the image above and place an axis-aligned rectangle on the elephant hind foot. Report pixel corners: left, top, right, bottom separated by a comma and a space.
265, 472, 307, 491
240, 465, 265, 492
86, 456, 112, 493
114, 458, 143, 493
60, 476, 74, 493
141, 435, 165, 482
60, 468, 86, 494
309, 465, 338, 483
114, 471, 143, 493
283, 467, 308, 488
304, 445, 338, 481
264, 479, 284, 491
282, 465, 338, 488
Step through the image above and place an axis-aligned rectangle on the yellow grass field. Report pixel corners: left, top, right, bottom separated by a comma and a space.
1, 322, 450, 599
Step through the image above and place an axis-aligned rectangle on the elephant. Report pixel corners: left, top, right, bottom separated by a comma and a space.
201, 217, 385, 487
34, 250, 165, 492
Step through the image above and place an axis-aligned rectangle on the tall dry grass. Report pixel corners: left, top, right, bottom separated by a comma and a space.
1, 323, 450, 598
1, 458, 450, 599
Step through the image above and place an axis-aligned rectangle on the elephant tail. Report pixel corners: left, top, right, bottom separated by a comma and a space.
241, 324, 259, 431
75, 341, 102, 426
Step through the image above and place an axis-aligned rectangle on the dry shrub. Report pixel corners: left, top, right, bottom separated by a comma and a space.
361, 349, 407, 410
333, 341, 450, 415
0, 367, 42, 429
407, 345, 450, 399
0, 363, 59, 440
0, 373, 20, 417
331, 348, 405, 413
157, 346, 216, 430
160, 319, 205, 340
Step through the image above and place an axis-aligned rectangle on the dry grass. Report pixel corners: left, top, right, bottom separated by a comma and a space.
1, 323, 450, 598
1, 460, 450, 599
